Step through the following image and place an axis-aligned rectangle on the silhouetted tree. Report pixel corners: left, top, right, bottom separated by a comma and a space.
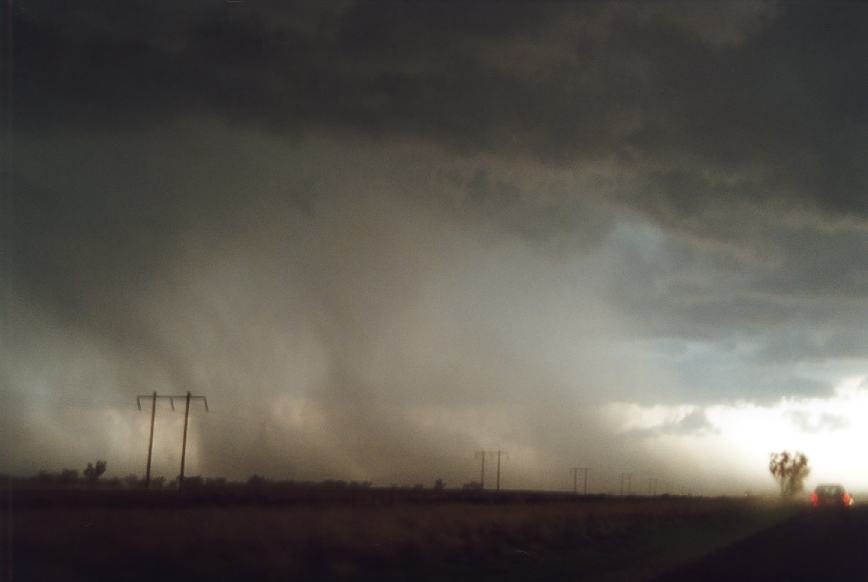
84, 460, 107, 483
769, 451, 810, 498
434, 479, 446, 490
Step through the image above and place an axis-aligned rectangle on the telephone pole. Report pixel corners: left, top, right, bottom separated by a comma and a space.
136, 391, 208, 492
571, 467, 590, 495
620, 472, 632, 496
494, 450, 507, 491
475, 451, 486, 489
137, 392, 177, 488
176, 391, 209, 492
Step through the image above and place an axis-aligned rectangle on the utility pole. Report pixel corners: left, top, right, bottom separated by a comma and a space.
648, 477, 658, 496
137, 391, 208, 492
571, 467, 590, 495
580, 467, 590, 495
620, 472, 633, 496
626, 473, 632, 495
475, 451, 486, 489
494, 450, 507, 491
175, 391, 209, 492
136, 392, 177, 489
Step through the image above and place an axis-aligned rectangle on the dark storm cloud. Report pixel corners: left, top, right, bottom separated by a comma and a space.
9, 0, 867, 374
12, 1, 868, 233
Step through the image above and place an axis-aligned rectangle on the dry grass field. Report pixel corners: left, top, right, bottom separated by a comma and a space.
2, 490, 796, 581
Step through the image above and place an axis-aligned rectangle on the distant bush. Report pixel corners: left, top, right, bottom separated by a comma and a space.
84, 460, 107, 484
60, 469, 79, 484
184, 475, 205, 490
32, 469, 80, 486
124, 474, 141, 489
247, 474, 268, 488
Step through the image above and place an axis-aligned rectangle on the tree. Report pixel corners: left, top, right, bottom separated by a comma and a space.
84, 460, 107, 483
769, 451, 810, 498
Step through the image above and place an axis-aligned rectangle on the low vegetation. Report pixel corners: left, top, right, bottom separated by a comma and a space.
4, 485, 796, 582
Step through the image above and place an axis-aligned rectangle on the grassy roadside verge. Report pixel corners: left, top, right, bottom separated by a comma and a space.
576, 502, 799, 581
5, 497, 798, 581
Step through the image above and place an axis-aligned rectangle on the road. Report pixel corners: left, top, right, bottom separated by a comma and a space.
656, 506, 868, 582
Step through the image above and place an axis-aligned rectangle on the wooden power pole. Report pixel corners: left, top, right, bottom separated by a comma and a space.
475, 450, 486, 489
494, 450, 507, 491
137, 392, 177, 488
176, 391, 208, 492
137, 391, 208, 491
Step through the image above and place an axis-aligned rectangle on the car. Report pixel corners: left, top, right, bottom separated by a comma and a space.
811, 484, 855, 509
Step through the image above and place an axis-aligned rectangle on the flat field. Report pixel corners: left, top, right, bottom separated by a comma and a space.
2, 489, 795, 582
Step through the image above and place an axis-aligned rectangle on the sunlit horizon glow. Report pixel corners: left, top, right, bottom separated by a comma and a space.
607, 376, 868, 494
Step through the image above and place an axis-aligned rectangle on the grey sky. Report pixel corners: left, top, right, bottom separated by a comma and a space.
2, 1, 867, 492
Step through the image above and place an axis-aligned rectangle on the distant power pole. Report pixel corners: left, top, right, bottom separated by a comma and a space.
137, 391, 209, 492
176, 391, 209, 492
137, 392, 177, 488
494, 450, 507, 491
580, 467, 590, 495
648, 478, 658, 496
571, 467, 590, 495
475, 450, 486, 489
620, 472, 633, 496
